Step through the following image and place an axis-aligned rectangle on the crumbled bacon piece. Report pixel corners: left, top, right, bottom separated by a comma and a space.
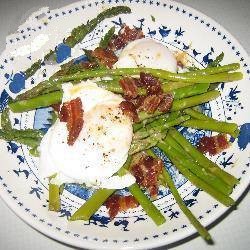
131, 95, 146, 109
91, 47, 118, 68
139, 72, 163, 95
197, 134, 230, 156
51, 103, 61, 113
80, 61, 98, 69
140, 95, 162, 113
105, 194, 139, 219
157, 93, 174, 112
59, 97, 84, 145
119, 101, 139, 122
119, 77, 138, 99
118, 72, 172, 117
108, 25, 144, 51
131, 156, 163, 198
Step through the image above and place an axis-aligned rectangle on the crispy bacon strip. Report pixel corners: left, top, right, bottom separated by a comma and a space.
119, 77, 138, 99
157, 93, 174, 112
139, 72, 163, 95
131, 156, 163, 198
126, 73, 173, 114
197, 134, 230, 156
131, 95, 146, 109
91, 47, 118, 68
105, 194, 139, 219
59, 97, 84, 145
140, 95, 163, 113
108, 25, 144, 51
119, 100, 139, 122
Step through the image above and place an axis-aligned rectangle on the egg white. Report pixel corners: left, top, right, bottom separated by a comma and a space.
39, 80, 135, 189
114, 38, 177, 72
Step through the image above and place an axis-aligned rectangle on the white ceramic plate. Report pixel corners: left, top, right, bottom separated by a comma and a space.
0, 0, 249, 249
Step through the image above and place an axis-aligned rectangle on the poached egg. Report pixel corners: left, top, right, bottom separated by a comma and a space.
114, 38, 177, 72
39, 38, 177, 189
39, 80, 135, 189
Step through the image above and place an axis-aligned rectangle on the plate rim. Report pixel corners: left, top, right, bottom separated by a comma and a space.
0, 0, 250, 249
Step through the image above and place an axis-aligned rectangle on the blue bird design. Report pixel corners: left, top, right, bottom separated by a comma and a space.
175, 27, 185, 37
202, 52, 213, 65
220, 154, 234, 169
134, 18, 145, 29
193, 49, 201, 57
168, 209, 179, 219
13, 168, 30, 179
29, 187, 43, 199
228, 86, 240, 101
112, 17, 123, 27
87, 214, 110, 227
159, 25, 171, 38
202, 48, 214, 65
134, 216, 146, 223
114, 219, 129, 231
14, 118, 19, 126
59, 209, 71, 219
184, 198, 197, 207
147, 28, 156, 37
7, 142, 19, 154
17, 155, 25, 164
192, 188, 202, 197
182, 42, 189, 50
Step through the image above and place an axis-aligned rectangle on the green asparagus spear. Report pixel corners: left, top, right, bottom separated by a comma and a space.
69, 156, 133, 221
146, 148, 211, 239
172, 83, 210, 99
49, 183, 61, 212
161, 81, 195, 92
51, 68, 242, 84
70, 156, 165, 225
163, 134, 232, 195
128, 182, 166, 226
9, 91, 63, 113
9, 82, 216, 113
15, 63, 242, 102
133, 115, 190, 140
183, 62, 238, 76
207, 52, 224, 68
69, 188, 115, 221
181, 119, 239, 138
99, 26, 116, 48
162, 167, 211, 241
171, 90, 220, 111
183, 108, 214, 120
24, 6, 131, 78
136, 91, 220, 122
157, 141, 235, 207
133, 111, 181, 133
168, 128, 239, 187
1, 108, 12, 130
29, 146, 40, 157
129, 132, 165, 155
0, 130, 41, 148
